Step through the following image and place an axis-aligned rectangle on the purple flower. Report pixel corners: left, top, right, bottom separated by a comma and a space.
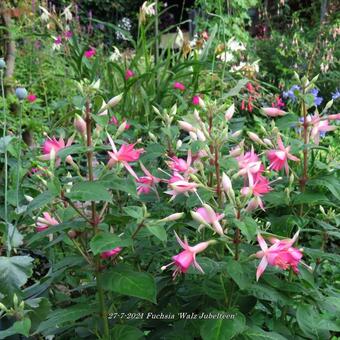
331, 89, 340, 100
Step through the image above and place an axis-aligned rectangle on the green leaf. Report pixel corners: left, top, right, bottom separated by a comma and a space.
110, 325, 144, 340
242, 326, 287, 340
7, 223, 23, 250
65, 181, 112, 202
102, 265, 157, 303
308, 176, 340, 201
225, 258, 253, 290
296, 304, 320, 338
292, 192, 333, 205
57, 144, 85, 159
35, 304, 97, 335
200, 310, 246, 340
0, 136, 14, 153
101, 174, 137, 198
90, 232, 132, 255
275, 114, 298, 130
0, 256, 33, 294
237, 216, 257, 242
0, 318, 31, 339
26, 191, 56, 214
146, 222, 167, 241
123, 206, 144, 219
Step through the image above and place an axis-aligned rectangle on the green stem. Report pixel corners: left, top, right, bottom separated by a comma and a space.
85, 99, 109, 338
1, 70, 9, 256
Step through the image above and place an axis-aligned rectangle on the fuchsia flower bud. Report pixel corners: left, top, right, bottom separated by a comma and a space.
36, 212, 59, 232
225, 103, 235, 121
125, 69, 134, 80
262, 107, 286, 117
192, 204, 225, 236
100, 247, 122, 259
255, 231, 303, 281
74, 114, 86, 136
159, 213, 184, 222
178, 121, 196, 132
161, 231, 214, 278
328, 113, 340, 120
173, 82, 185, 91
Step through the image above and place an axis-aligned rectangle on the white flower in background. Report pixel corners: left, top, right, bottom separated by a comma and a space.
230, 60, 259, 73
227, 37, 246, 52
174, 27, 184, 49
39, 6, 50, 22
217, 51, 234, 63
109, 46, 122, 62
62, 5, 73, 21
116, 17, 132, 41
141, 2, 156, 16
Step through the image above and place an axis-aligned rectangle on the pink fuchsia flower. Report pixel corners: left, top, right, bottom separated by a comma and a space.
161, 231, 213, 278
165, 174, 198, 201
100, 247, 122, 259
236, 148, 264, 184
36, 212, 59, 232
267, 135, 299, 175
191, 204, 225, 236
84, 48, 96, 58
106, 133, 144, 179
241, 175, 271, 210
27, 94, 37, 103
41, 135, 74, 166
173, 82, 185, 91
167, 150, 194, 176
262, 107, 286, 117
136, 163, 160, 195
192, 95, 200, 105
255, 231, 303, 281
125, 69, 134, 80
310, 114, 337, 145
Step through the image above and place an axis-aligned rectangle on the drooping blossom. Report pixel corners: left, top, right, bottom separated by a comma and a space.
41, 135, 74, 166
125, 69, 134, 80
84, 48, 96, 58
241, 175, 271, 210
165, 174, 198, 201
191, 204, 225, 236
161, 232, 213, 278
236, 148, 264, 184
167, 150, 194, 176
36, 212, 59, 232
255, 231, 303, 281
54, 36, 62, 45
27, 94, 37, 103
310, 113, 337, 145
262, 107, 286, 117
106, 133, 144, 179
100, 247, 122, 259
136, 163, 160, 195
173, 82, 185, 91
267, 135, 299, 174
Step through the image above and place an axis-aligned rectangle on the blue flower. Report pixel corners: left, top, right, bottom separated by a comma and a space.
283, 85, 300, 101
309, 88, 323, 106
331, 88, 340, 100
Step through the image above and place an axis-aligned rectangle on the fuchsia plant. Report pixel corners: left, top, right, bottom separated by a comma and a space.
41, 135, 74, 166
36, 212, 59, 232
